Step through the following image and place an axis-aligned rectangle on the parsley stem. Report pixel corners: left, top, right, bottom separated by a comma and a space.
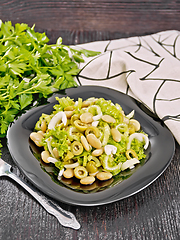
0, 36, 15, 42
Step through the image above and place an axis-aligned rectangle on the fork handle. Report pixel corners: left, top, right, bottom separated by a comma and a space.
8, 172, 80, 230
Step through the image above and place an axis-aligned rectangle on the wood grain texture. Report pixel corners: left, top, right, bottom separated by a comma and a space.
0, 140, 180, 239
0, 0, 180, 44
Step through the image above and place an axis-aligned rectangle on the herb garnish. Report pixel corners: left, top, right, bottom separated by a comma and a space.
0, 20, 100, 145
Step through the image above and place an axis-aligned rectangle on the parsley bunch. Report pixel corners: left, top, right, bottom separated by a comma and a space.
0, 20, 100, 138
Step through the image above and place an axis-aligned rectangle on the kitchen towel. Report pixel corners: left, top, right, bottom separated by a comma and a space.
75, 30, 180, 144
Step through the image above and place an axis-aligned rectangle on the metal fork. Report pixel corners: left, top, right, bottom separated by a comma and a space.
0, 158, 80, 230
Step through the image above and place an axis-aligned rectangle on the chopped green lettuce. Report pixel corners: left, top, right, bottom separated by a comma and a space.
100, 154, 121, 175
131, 138, 146, 160
54, 96, 75, 112
55, 161, 64, 170
35, 113, 52, 131
108, 136, 128, 157
96, 98, 123, 123
43, 129, 69, 157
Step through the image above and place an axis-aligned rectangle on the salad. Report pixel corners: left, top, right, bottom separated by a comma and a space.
30, 96, 149, 186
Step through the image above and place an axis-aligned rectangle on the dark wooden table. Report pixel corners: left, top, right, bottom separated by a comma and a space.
0, 1, 180, 239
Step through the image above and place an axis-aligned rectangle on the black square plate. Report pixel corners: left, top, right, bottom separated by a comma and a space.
7, 86, 175, 206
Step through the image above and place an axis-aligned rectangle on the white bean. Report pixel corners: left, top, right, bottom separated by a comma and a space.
86, 134, 101, 149
80, 176, 95, 185
111, 128, 121, 142
80, 112, 93, 123
92, 148, 103, 156
81, 135, 90, 151
30, 132, 43, 147
102, 115, 116, 123
96, 172, 112, 181
63, 168, 74, 178
41, 150, 50, 163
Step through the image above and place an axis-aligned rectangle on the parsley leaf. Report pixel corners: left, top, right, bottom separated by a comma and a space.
0, 19, 101, 141
19, 94, 33, 110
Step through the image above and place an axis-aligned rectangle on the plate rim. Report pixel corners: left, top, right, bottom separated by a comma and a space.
7, 86, 175, 206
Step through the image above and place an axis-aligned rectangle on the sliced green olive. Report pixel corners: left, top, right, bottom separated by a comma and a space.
74, 120, 88, 132
71, 141, 83, 155
74, 166, 88, 179
71, 114, 80, 125
88, 155, 101, 167
125, 149, 138, 160
86, 161, 98, 173
63, 159, 74, 164
74, 132, 84, 142
64, 151, 74, 161
116, 123, 128, 133
128, 123, 136, 135
85, 126, 100, 138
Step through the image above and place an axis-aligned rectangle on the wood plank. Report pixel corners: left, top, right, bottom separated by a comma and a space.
0, 0, 180, 44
